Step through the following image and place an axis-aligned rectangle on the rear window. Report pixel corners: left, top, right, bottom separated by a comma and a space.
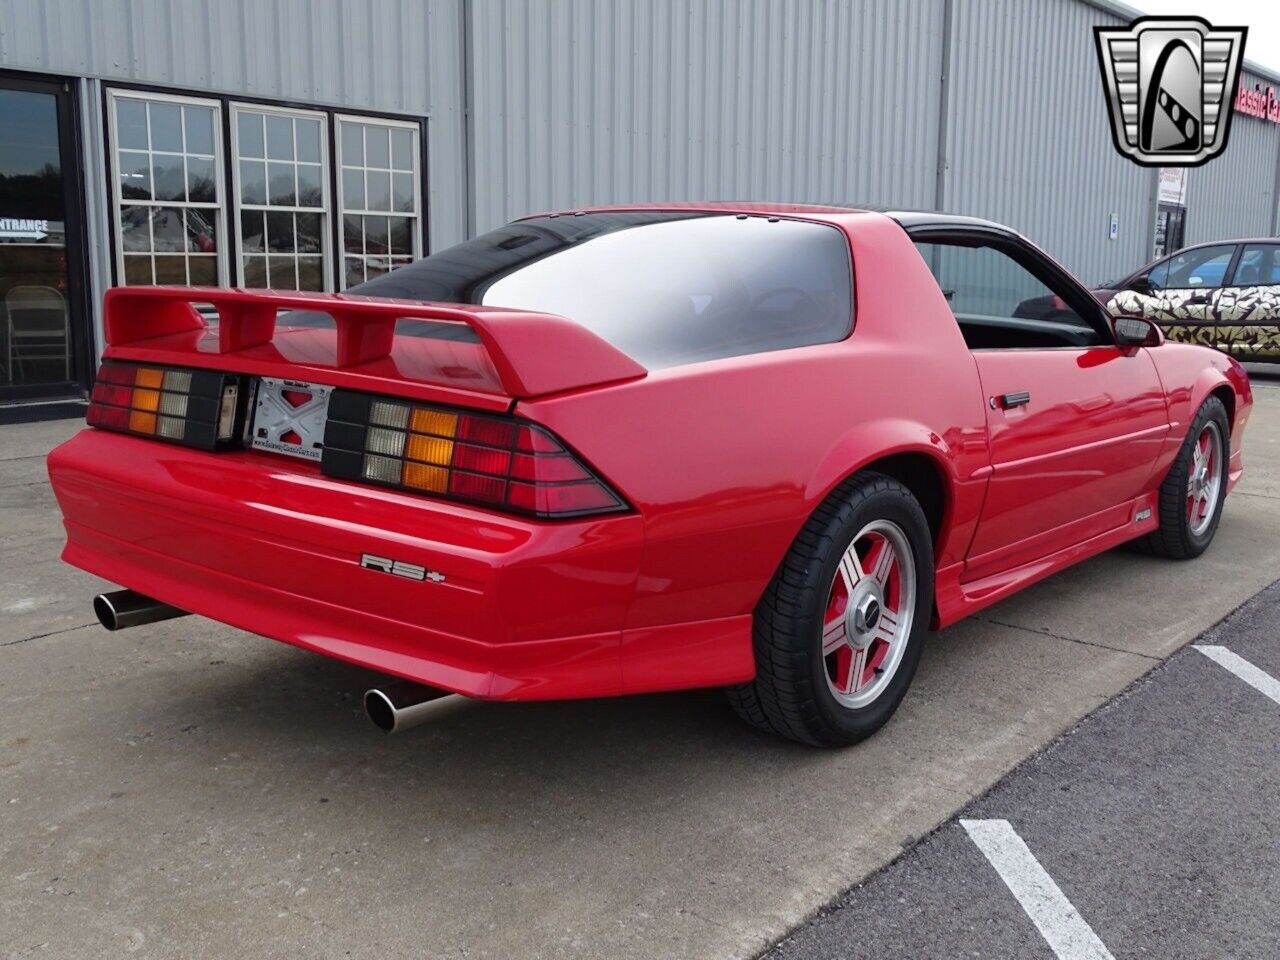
345, 212, 853, 369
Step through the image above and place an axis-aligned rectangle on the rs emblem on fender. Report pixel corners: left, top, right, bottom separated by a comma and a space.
360, 554, 446, 583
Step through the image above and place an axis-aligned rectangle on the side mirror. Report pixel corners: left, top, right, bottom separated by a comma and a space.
1129, 276, 1154, 295
1113, 315, 1164, 348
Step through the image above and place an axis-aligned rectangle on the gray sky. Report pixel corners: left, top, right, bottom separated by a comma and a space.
1138, 1, 1280, 75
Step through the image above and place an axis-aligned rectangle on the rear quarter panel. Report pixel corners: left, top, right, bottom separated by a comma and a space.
519, 213, 992, 630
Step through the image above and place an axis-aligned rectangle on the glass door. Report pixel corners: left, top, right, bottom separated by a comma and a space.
0, 73, 89, 402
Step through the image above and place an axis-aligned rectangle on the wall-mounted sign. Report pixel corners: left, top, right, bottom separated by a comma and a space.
1158, 167, 1189, 205
0, 217, 50, 241
1108, 213, 1119, 240
1235, 80, 1280, 123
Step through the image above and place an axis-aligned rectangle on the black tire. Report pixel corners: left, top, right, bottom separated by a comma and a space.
726, 472, 934, 747
1139, 396, 1229, 560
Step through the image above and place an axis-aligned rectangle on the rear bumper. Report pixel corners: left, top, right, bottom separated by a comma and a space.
49, 430, 753, 699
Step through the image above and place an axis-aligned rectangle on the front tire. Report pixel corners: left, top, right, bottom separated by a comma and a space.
1141, 396, 1229, 559
727, 473, 934, 747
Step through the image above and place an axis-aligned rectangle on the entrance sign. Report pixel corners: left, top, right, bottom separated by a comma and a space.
0, 217, 50, 241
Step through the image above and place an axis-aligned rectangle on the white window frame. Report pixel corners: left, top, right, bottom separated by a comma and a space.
229, 101, 333, 293
334, 113, 423, 289
106, 89, 229, 286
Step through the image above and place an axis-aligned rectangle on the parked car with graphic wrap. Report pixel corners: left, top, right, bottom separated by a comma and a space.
1097, 240, 1280, 362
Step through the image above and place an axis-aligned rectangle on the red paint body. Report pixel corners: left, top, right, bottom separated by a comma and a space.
47, 205, 1252, 700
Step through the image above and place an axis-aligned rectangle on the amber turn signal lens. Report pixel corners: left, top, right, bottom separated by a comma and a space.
87, 361, 241, 451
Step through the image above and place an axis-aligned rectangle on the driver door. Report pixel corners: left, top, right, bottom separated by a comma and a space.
914, 233, 1168, 582
1108, 244, 1238, 348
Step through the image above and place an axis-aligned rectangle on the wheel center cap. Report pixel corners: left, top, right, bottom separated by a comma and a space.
851, 593, 881, 639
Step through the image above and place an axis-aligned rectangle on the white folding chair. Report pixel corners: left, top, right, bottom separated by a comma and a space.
5, 285, 70, 383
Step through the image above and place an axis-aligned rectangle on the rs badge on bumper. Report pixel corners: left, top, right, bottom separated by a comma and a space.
360, 553, 446, 583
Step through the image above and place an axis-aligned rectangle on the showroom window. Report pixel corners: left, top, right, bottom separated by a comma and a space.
106, 88, 424, 292
336, 115, 422, 288
232, 105, 330, 291
108, 91, 225, 286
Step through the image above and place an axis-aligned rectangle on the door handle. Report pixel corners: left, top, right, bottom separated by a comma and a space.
992, 391, 1031, 409
1186, 294, 1211, 304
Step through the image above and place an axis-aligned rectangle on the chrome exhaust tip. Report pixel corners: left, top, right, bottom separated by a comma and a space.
93, 589, 189, 631
364, 680, 454, 733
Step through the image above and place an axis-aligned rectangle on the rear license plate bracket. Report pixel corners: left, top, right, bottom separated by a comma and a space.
249, 377, 333, 461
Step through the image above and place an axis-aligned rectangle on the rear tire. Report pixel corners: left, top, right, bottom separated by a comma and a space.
1139, 396, 1229, 560
726, 472, 934, 747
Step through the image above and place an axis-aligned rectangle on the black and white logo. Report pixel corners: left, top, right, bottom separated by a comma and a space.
1095, 16, 1247, 167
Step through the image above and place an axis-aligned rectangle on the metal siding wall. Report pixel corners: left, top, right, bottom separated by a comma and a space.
468, 0, 944, 234
1183, 71, 1280, 246
0, 0, 469, 251
944, 0, 1153, 285
0, 0, 437, 114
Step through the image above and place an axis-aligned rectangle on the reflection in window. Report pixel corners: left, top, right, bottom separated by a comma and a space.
234, 106, 328, 291
1236, 244, 1280, 286
336, 116, 420, 288
0, 88, 71, 388
1149, 245, 1235, 290
111, 92, 222, 286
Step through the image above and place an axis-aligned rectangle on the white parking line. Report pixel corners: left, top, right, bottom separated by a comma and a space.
961, 818, 1116, 960
1194, 645, 1280, 705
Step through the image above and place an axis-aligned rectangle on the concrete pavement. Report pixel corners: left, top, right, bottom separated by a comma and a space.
2, 372, 1279, 959
767, 580, 1280, 960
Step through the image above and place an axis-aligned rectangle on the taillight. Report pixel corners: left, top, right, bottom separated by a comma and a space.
321, 390, 626, 519
87, 361, 243, 450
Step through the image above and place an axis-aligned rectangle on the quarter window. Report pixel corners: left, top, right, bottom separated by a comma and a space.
232, 105, 329, 291
336, 116, 421, 288
110, 91, 224, 286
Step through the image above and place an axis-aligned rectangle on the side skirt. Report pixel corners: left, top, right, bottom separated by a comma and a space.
933, 492, 1160, 629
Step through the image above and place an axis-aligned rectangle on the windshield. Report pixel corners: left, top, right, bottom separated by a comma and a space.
344, 211, 853, 370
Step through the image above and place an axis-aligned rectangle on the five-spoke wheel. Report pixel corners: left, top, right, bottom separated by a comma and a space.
1186, 420, 1223, 538
727, 472, 933, 746
1140, 395, 1229, 560
821, 520, 916, 709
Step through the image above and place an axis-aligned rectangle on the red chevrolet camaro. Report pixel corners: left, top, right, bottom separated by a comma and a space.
48, 204, 1252, 746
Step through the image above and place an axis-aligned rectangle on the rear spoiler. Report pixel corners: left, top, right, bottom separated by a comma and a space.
103, 286, 646, 398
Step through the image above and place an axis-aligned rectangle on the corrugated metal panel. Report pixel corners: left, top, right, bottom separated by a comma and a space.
0, 0, 440, 114
468, 0, 945, 234
943, 0, 1153, 285
0, 0, 469, 250
1184, 71, 1280, 246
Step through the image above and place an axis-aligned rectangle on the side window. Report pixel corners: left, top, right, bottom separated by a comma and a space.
1234, 244, 1280, 286
914, 240, 1101, 350
1153, 244, 1235, 290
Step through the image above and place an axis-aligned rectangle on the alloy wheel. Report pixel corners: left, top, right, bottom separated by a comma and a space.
1187, 420, 1223, 537
821, 519, 916, 709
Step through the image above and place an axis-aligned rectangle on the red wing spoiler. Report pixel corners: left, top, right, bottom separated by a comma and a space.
103, 286, 646, 398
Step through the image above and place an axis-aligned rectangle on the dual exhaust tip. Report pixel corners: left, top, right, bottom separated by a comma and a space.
92, 588, 454, 733
93, 588, 189, 632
